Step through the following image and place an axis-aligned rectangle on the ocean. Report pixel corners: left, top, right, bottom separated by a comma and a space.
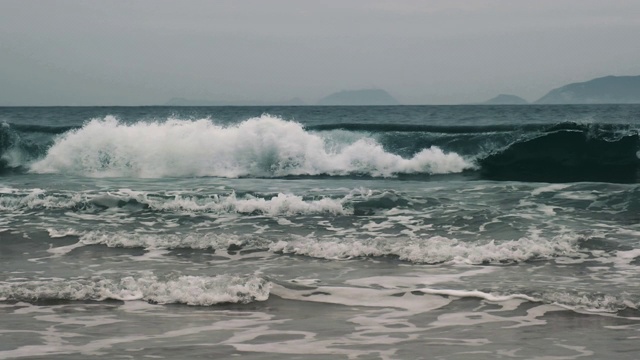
1, 105, 640, 359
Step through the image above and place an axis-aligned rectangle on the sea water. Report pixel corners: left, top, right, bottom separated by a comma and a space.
1, 105, 640, 359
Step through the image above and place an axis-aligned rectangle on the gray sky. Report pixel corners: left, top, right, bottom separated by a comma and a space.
2, 0, 640, 105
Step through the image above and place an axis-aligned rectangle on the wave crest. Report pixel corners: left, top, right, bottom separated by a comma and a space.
1, 188, 350, 215
0, 274, 270, 306
29, 115, 472, 178
479, 126, 640, 182
270, 233, 583, 264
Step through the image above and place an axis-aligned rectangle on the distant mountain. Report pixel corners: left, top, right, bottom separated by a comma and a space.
536, 75, 640, 104
482, 94, 528, 105
317, 89, 399, 106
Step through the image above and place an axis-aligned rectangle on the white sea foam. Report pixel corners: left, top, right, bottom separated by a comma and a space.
47, 228, 84, 238
269, 233, 583, 264
530, 184, 571, 196
0, 188, 82, 210
3, 188, 349, 216
0, 274, 270, 305
115, 190, 349, 215
74, 231, 264, 250
30, 115, 472, 178
49, 230, 584, 265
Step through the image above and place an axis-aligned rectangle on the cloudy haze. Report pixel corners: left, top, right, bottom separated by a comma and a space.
2, 0, 640, 105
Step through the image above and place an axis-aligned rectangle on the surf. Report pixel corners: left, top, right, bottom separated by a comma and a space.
3, 114, 639, 183
28, 115, 472, 178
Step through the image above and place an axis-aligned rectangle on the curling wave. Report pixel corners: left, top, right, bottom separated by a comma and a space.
479, 124, 640, 182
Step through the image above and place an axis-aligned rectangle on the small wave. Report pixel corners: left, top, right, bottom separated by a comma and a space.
1, 188, 351, 216
29, 115, 471, 178
46, 229, 583, 265
270, 233, 582, 264
0, 274, 270, 306
53, 231, 267, 252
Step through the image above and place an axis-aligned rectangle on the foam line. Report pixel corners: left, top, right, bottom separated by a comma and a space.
0, 274, 270, 305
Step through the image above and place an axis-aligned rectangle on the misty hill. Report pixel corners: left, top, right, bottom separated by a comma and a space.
317, 89, 399, 105
483, 94, 528, 105
536, 75, 640, 104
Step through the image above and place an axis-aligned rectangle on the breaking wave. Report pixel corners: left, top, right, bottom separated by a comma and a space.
3, 115, 639, 182
0, 274, 270, 306
269, 233, 583, 264
0, 188, 351, 215
48, 230, 585, 265
29, 116, 471, 178
47, 230, 268, 253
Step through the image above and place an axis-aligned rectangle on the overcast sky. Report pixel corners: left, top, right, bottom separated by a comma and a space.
2, 0, 640, 105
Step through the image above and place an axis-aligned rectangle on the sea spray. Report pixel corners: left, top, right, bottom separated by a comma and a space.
30, 115, 472, 178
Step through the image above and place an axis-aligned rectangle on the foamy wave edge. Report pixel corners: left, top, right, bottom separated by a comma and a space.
48, 230, 584, 265
269, 233, 583, 264
0, 274, 270, 306
1, 188, 350, 216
